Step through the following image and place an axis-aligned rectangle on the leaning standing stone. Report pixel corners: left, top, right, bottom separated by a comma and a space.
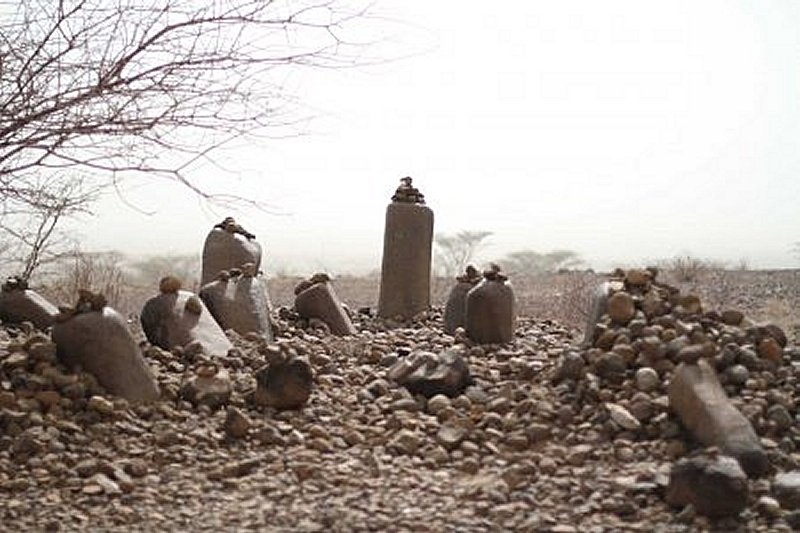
201, 216, 262, 286
0, 276, 59, 330
141, 278, 233, 357
377, 177, 434, 320
52, 291, 159, 402
294, 273, 356, 336
668, 359, 768, 477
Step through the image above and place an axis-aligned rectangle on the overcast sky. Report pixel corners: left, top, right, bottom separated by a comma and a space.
73, 0, 800, 274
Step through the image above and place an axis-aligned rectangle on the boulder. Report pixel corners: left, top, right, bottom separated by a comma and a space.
141, 283, 232, 357
773, 471, 800, 510
0, 277, 59, 330
201, 217, 262, 286
668, 359, 768, 477
180, 364, 232, 408
199, 264, 272, 339
293, 274, 356, 336
254, 356, 313, 410
666, 453, 749, 517
388, 348, 471, 398
52, 293, 159, 402
465, 265, 516, 344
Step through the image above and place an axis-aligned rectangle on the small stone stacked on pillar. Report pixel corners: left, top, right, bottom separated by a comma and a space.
377, 177, 434, 320
465, 264, 516, 344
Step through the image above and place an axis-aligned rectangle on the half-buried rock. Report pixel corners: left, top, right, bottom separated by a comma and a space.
199, 263, 272, 339
180, 362, 232, 409
201, 216, 262, 286
668, 358, 768, 477
141, 277, 233, 357
52, 290, 159, 402
253, 344, 313, 410
0, 276, 59, 330
388, 348, 471, 398
443, 265, 481, 335
666, 452, 749, 517
293, 273, 356, 336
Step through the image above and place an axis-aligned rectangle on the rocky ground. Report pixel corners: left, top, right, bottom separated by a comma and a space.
2, 270, 800, 531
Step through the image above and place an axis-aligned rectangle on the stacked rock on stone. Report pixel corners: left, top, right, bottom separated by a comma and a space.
199, 263, 273, 340
387, 347, 472, 398
0, 276, 59, 330
140, 276, 233, 358
201, 217, 262, 286
253, 341, 313, 410
443, 265, 481, 335
377, 177, 434, 320
293, 273, 356, 336
52, 290, 160, 402
465, 264, 516, 344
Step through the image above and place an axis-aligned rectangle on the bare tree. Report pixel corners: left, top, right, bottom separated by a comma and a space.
0, 0, 372, 275
434, 230, 492, 278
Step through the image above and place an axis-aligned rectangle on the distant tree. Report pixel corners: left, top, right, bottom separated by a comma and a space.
0, 0, 372, 276
500, 249, 584, 275
435, 231, 492, 278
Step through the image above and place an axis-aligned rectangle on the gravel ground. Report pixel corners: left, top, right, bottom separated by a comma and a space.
2, 271, 800, 532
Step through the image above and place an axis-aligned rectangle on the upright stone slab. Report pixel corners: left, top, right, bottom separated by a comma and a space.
52, 291, 159, 402
377, 177, 434, 320
294, 273, 356, 336
465, 265, 516, 344
201, 217, 262, 286
443, 265, 481, 335
141, 278, 233, 357
0, 277, 59, 330
668, 358, 768, 477
199, 263, 273, 339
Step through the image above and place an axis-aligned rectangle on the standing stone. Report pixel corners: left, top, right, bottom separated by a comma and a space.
666, 453, 749, 517
0, 277, 59, 330
668, 359, 768, 477
377, 177, 434, 320
52, 291, 159, 402
443, 266, 481, 335
199, 264, 273, 339
465, 265, 516, 344
141, 279, 233, 357
294, 273, 356, 336
201, 217, 262, 286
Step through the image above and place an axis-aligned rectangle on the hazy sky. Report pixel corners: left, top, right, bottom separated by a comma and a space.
73, 0, 800, 274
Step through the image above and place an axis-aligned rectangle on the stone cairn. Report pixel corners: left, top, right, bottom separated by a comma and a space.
556, 267, 797, 516
443, 265, 481, 335
464, 264, 516, 344
377, 177, 434, 320
0, 276, 59, 331
294, 273, 356, 336
52, 290, 160, 402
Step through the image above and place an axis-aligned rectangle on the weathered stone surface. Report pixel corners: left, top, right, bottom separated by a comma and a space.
294, 278, 356, 336
668, 360, 768, 476
200, 271, 273, 339
141, 289, 233, 357
465, 266, 516, 344
388, 348, 471, 398
443, 266, 481, 335
607, 291, 636, 325
666, 453, 749, 517
201, 220, 262, 286
52, 306, 159, 402
254, 357, 313, 410
773, 471, 800, 510
180, 366, 232, 408
0, 282, 59, 330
